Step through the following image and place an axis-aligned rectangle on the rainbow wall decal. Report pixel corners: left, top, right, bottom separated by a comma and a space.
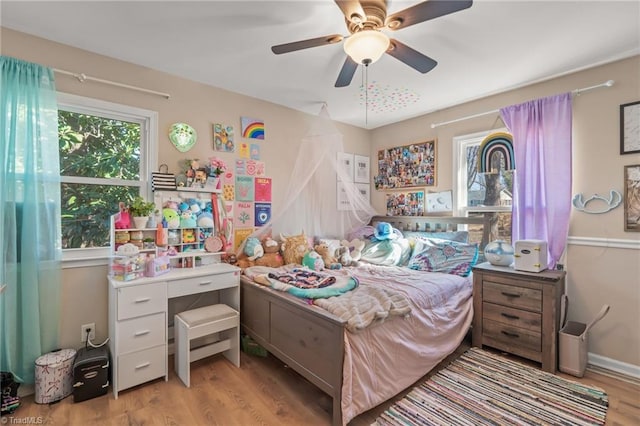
241, 117, 265, 140
477, 132, 515, 173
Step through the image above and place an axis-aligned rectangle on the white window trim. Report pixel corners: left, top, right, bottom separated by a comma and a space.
452, 128, 509, 216
57, 92, 158, 267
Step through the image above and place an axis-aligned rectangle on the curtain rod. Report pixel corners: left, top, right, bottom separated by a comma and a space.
430, 79, 614, 129
53, 68, 171, 99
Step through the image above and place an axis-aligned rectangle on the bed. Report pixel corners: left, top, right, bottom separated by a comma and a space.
239, 215, 490, 425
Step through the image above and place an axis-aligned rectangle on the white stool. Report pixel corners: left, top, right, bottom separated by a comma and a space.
174, 304, 240, 387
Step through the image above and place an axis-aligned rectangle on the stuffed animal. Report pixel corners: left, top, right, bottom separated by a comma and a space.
162, 208, 180, 229
280, 231, 310, 265
340, 238, 365, 262
197, 211, 214, 228
314, 243, 341, 269
179, 211, 197, 228
244, 237, 264, 261
114, 202, 131, 229
302, 250, 324, 271
182, 228, 196, 243
262, 237, 280, 254
336, 246, 357, 267
236, 252, 284, 269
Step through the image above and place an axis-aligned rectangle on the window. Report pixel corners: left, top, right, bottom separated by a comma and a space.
453, 130, 513, 245
57, 93, 157, 265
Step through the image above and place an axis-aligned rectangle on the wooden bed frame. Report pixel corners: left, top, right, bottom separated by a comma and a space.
239, 215, 488, 425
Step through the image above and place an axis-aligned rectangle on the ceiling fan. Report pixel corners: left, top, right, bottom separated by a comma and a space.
271, 0, 473, 87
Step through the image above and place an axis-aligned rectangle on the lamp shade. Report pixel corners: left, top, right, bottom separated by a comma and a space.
343, 30, 390, 64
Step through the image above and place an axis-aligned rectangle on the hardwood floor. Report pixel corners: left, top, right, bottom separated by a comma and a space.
10, 341, 640, 425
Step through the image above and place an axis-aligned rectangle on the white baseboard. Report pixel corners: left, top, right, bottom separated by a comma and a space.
588, 352, 640, 381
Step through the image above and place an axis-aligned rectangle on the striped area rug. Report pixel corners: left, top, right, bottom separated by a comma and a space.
376, 347, 608, 425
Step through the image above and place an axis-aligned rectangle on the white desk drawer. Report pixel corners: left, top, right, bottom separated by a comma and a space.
167, 272, 239, 298
117, 312, 166, 354
117, 282, 166, 320
117, 345, 165, 392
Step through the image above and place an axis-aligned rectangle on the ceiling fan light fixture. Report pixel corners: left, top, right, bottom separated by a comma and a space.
343, 30, 390, 64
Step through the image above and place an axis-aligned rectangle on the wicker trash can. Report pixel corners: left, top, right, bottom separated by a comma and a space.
35, 348, 77, 404
559, 302, 610, 378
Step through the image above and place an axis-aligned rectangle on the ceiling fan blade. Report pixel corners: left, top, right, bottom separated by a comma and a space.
386, 39, 437, 73
335, 56, 358, 87
271, 34, 344, 54
386, 0, 473, 31
334, 0, 366, 25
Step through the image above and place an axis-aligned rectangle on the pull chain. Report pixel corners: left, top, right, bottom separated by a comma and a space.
362, 58, 372, 126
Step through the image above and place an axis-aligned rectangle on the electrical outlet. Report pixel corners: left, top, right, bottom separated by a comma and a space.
81, 322, 95, 342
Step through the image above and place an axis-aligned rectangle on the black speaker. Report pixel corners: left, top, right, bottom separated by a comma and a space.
73, 346, 110, 403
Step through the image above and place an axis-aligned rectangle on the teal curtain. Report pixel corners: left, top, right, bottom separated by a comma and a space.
1, 56, 61, 384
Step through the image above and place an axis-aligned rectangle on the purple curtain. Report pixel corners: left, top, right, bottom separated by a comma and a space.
500, 93, 572, 269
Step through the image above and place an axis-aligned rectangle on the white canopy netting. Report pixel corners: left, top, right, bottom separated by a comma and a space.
237, 105, 378, 253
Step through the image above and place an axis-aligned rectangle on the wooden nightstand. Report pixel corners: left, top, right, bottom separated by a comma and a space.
472, 262, 565, 372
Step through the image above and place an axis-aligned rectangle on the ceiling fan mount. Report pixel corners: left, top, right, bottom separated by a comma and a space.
271, 1, 473, 88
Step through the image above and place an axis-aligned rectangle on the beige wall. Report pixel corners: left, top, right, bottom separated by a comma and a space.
2, 28, 372, 350
3, 27, 639, 371
371, 56, 640, 369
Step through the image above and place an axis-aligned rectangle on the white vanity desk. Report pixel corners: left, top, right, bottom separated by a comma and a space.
108, 262, 240, 398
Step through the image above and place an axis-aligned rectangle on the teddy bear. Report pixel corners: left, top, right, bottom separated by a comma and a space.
314, 243, 341, 269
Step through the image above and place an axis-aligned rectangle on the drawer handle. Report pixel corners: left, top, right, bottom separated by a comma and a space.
199, 281, 212, 286
134, 297, 151, 304
501, 313, 520, 320
501, 291, 521, 298
134, 330, 150, 337
135, 362, 151, 370
501, 330, 520, 338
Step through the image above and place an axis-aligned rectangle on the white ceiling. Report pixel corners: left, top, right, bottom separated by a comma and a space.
2, 1, 639, 129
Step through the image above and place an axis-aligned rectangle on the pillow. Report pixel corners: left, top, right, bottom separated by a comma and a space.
402, 230, 469, 243
346, 225, 375, 242
360, 238, 412, 266
407, 238, 478, 276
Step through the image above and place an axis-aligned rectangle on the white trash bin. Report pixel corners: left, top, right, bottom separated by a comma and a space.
34, 348, 77, 404
559, 298, 609, 378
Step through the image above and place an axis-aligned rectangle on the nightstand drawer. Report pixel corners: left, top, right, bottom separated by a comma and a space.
483, 318, 541, 353
117, 312, 166, 354
483, 281, 541, 312
483, 302, 541, 333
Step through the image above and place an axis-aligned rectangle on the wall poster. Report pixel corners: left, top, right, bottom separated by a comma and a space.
354, 154, 370, 183
337, 152, 355, 182
374, 140, 436, 189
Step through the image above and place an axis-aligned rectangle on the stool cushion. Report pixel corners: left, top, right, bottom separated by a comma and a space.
177, 304, 238, 327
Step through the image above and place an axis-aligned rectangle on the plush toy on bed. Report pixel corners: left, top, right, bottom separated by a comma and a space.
244, 237, 264, 261
280, 231, 311, 265
340, 238, 365, 263
336, 246, 356, 267
302, 250, 325, 271
262, 237, 280, 254
314, 243, 341, 270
